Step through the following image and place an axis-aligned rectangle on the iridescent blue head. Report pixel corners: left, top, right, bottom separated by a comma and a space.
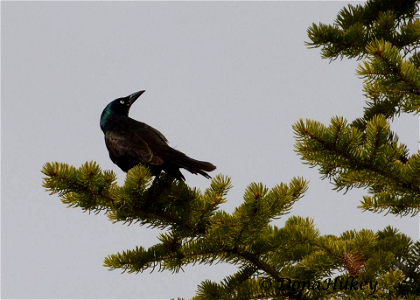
100, 90, 145, 131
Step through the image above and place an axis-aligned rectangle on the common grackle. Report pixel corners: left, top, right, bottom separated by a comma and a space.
100, 90, 216, 180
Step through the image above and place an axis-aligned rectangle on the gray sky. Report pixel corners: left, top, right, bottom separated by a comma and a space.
2, 1, 418, 299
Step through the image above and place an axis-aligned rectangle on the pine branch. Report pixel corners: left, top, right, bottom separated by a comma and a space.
42, 161, 118, 212
356, 39, 420, 118
42, 160, 420, 297
293, 115, 420, 216
306, 0, 420, 61
42, 162, 231, 233
102, 178, 310, 276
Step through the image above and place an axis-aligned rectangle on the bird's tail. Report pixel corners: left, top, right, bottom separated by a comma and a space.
166, 149, 216, 179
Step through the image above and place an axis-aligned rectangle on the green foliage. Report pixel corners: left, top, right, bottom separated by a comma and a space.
292, 1, 420, 297
43, 162, 230, 233
42, 161, 118, 213
355, 39, 420, 124
307, 0, 419, 60
42, 162, 420, 298
307, 0, 420, 127
293, 114, 420, 216
300, 0, 420, 217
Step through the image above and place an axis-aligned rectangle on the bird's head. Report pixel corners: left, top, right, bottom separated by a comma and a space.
105, 90, 145, 116
100, 90, 145, 131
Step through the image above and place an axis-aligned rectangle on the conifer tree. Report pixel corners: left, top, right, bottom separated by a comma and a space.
42, 1, 420, 299
301, 0, 420, 216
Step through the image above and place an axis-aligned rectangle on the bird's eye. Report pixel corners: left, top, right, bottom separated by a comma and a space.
120, 100, 125, 104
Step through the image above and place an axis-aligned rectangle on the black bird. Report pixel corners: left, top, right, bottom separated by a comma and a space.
100, 90, 216, 180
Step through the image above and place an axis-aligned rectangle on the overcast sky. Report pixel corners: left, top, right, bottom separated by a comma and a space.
2, 1, 418, 299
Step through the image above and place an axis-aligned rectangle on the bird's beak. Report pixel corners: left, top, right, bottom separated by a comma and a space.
128, 90, 145, 106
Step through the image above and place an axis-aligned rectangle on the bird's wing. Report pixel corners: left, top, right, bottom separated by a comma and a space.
105, 131, 164, 165
128, 118, 168, 144
146, 125, 168, 143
